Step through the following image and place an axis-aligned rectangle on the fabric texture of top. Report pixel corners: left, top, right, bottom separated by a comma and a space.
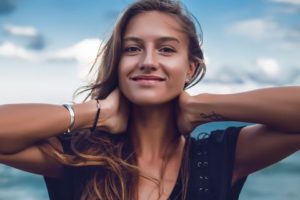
44, 126, 247, 200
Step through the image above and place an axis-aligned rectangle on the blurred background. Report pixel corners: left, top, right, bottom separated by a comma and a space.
0, 0, 299, 199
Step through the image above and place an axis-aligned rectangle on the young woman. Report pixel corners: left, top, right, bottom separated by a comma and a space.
0, 0, 299, 200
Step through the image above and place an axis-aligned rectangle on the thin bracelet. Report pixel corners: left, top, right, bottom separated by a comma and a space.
91, 100, 101, 132
62, 104, 75, 134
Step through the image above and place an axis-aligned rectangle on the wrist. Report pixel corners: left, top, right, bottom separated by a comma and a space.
72, 101, 99, 130
188, 93, 213, 112
62, 104, 75, 133
189, 93, 227, 123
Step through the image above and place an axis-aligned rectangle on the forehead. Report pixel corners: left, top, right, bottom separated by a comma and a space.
123, 11, 187, 44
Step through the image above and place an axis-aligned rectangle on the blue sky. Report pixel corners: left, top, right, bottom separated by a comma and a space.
0, 0, 299, 104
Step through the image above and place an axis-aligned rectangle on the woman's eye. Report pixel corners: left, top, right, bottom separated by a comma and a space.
159, 47, 176, 54
124, 46, 140, 53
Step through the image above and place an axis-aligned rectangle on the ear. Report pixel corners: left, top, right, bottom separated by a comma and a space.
185, 59, 198, 82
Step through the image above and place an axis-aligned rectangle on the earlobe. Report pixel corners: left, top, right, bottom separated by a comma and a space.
185, 77, 191, 84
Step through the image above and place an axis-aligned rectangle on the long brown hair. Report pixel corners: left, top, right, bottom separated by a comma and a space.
40, 0, 206, 199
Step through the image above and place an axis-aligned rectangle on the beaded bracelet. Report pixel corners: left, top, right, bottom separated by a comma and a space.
62, 104, 75, 134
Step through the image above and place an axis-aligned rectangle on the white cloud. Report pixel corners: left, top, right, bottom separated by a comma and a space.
46, 38, 102, 79
247, 57, 299, 85
228, 19, 281, 39
228, 18, 300, 50
256, 58, 280, 77
46, 38, 101, 64
0, 41, 37, 61
4, 24, 39, 38
270, 0, 300, 5
3, 24, 45, 50
187, 56, 300, 94
0, 38, 101, 64
190, 54, 300, 88
268, 0, 300, 14
0, 38, 101, 80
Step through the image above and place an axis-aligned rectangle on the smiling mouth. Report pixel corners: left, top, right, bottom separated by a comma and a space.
130, 75, 166, 81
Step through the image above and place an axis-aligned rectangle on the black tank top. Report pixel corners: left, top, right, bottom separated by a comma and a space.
44, 126, 247, 200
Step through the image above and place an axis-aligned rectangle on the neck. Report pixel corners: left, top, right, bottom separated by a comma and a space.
129, 101, 179, 161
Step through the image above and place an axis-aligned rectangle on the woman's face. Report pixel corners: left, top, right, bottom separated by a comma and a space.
118, 11, 195, 105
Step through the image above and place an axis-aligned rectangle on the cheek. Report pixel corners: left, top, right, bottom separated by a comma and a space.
118, 56, 137, 76
172, 67, 186, 85
118, 58, 133, 97
118, 63, 127, 92
168, 72, 186, 96
165, 60, 188, 89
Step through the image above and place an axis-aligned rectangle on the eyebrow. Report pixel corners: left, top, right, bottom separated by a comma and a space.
123, 36, 180, 44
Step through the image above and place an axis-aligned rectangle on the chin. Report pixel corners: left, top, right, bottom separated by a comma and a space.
123, 90, 178, 106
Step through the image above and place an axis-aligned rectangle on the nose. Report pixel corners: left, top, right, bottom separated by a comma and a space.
139, 49, 157, 72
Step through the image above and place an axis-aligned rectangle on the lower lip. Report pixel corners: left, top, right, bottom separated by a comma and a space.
131, 79, 164, 86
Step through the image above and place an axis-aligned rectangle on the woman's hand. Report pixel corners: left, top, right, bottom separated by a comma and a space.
176, 91, 198, 135
81, 88, 129, 134
97, 88, 130, 134
176, 91, 213, 135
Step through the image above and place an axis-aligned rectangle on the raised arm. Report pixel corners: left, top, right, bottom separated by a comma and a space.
0, 88, 128, 178
179, 86, 300, 133
178, 86, 300, 183
0, 101, 98, 178
0, 101, 97, 154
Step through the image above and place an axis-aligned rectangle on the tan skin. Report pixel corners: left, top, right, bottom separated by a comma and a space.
118, 11, 195, 199
0, 11, 300, 200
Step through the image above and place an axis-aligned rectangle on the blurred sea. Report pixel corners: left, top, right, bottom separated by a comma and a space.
0, 122, 299, 200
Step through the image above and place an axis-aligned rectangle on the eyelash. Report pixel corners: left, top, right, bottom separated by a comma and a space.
123, 46, 141, 53
160, 47, 175, 53
123, 46, 176, 55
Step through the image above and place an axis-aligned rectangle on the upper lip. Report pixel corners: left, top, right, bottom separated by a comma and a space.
130, 75, 166, 81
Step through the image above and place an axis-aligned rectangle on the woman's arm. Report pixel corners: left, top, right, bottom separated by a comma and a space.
181, 86, 300, 133
0, 101, 97, 154
179, 86, 300, 181
0, 138, 64, 178
0, 88, 129, 154
0, 88, 128, 179
233, 124, 300, 182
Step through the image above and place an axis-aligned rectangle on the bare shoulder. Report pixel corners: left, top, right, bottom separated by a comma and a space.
232, 124, 300, 183
0, 136, 64, 179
